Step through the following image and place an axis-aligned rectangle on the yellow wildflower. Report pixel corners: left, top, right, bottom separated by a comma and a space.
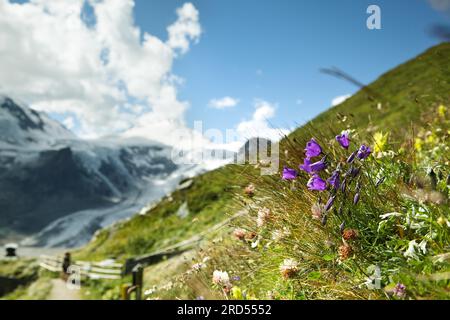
438, 104, 447, 118
414, 138, 423, 152
425, 133, 437, 145
231, 286, 243, 300
374, 132, 389, 153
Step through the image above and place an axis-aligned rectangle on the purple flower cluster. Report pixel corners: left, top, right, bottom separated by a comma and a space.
298, 139, 327, 190
281, 133, 372, 214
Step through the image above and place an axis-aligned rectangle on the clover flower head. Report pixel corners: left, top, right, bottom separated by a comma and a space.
279, 259, 299, 279
342, 229, 358, 240
257, 207, 272, 227
338, 244, 353, 260
271, 227, 291, 242
212, 270, 231, 286
233, 228, 247, 240
244, 184, 255, 197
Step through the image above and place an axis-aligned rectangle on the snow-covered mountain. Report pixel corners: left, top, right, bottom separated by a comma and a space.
0, 95, 75, 148
0, 96, 210, 247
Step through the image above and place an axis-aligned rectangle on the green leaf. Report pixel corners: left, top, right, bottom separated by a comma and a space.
322, 254, 335, 261
308, 271, 322, 280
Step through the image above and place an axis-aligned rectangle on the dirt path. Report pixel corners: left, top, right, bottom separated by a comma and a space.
47, 279, 81, 300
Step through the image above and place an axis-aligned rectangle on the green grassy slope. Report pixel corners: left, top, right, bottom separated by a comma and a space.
76, 165, 256, 261
77, 42, 449, 263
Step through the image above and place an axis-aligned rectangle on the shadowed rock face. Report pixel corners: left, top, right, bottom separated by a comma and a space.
0, 147, 114, 233
0, 97, 180, 237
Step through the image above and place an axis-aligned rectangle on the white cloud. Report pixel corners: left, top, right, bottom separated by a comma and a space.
331, 94, 351, 107
0, 0, 202, 147
236, 100, 289, 142
167, 3, 202, 54
208, 96, 239, 109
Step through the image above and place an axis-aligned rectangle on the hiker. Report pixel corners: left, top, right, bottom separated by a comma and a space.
62, 252, 71, 281
4, 243, 18, 258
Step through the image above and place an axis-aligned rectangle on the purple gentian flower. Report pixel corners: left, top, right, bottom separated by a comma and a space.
282, 167, 298, 180
336, 131, 350, 149
304, 138, 322, 158
324, 195, 336, 211
307, 175, 327, 191
309, 156, 328, 172
353, 193, 360, 205
357, 144, 372, 160
299, 158, 313, 174
327, 170, 340, 190
347, 151, 357, 163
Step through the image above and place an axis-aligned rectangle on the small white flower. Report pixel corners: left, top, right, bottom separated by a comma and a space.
271, 227, 291, 242
404, 240, 424, 261
144, 286, 157, 296
418, 239, 427, 254
212, 270, 230, 286
251, 237, 260, 248
279, 259, 298, 272
257, 207, 271, 227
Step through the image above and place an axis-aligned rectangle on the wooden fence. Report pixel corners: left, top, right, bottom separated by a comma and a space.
39, 255, 123, 280
38, 210, 247, 299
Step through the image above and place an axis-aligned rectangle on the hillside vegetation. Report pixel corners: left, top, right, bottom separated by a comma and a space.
77, 43, 449, 300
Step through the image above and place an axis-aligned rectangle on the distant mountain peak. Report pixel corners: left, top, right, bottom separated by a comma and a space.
0, 95, 75, 148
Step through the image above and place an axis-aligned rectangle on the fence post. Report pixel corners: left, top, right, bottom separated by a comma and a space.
132, 264, 143, 300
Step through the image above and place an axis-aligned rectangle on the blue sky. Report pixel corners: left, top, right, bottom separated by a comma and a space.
3, 0, 449, 148
133, 0, 448, 130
